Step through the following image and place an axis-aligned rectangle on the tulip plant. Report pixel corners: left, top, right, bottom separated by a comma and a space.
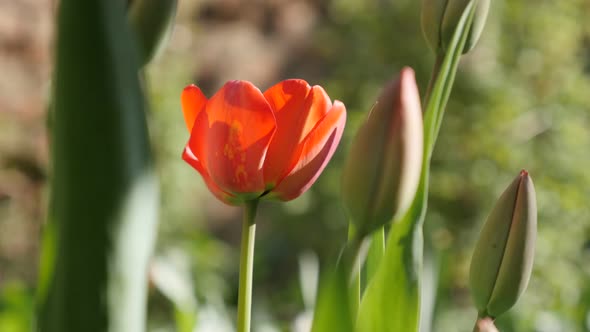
38, 0, 537, 332
180, 80, 346, 332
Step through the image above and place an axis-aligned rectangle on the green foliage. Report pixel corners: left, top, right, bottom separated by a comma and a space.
365, 228, 385, 289
310, 1, 590, 330
0, 282, 33, 332
356, 3, 479, 331
38, 1, 158, 331
310, 266, 354, 332
128, 0, 178, 67
357, 213, 423, 332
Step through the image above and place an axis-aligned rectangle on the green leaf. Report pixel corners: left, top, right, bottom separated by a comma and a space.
38, 1, 158, 332
355, 188, 424, 332
364, 227, 385, 289
129, 0, 178, 66
355, 2, 480, 331
36, 218, 56, 305
174, 308, 198, 332
311, 266, 354, 332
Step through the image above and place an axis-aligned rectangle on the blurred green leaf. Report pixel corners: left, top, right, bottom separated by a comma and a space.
36, 219, 56, 304
311, 266, 354, 332
129, 0, 178, 67
356, 203, 424, 332
150, 251, 198, 332
365, 227, 385, 286
38, 1, 158, 332
174, 308, 197, 332
0, 282, 33, 332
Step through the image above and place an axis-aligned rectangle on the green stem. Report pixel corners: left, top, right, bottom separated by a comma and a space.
423, 0, 478, 162
347, 224, 361, 319
237, 200, 259, 332
423, 54, 444, 106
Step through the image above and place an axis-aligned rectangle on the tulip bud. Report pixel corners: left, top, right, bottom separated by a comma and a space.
341, 67, 423, 237
469, 170, 537, 317
474, 318, 499, 332
129, 0, 178, 67
421, 0, 490, 54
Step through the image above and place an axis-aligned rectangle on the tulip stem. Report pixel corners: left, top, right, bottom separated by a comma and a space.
347, 224, 361, 319
237, 199, 259, 332
423, 54, 444, 106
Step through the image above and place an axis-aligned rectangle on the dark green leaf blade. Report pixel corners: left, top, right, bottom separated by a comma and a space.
38, 1, 158, 331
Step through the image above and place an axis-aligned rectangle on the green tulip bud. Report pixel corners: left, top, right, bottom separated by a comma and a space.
469, 170, 537, 317
341, 67, 423, 237
129, 0, 178, 67
421, 0, 490, 54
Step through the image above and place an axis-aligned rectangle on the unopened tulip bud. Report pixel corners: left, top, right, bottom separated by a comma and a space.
469, 170, 537, 317
129, 0, 178, 66
421, 0, 490, 54
474, 318, 499, 332
341, 67, 423, 237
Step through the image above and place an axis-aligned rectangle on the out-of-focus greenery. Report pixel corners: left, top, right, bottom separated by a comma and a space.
1, 0, 589, 331
0, 282, 33, 332
39, 0, 158, 331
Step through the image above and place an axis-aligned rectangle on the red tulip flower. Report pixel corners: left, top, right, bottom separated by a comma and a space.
181, 79, 346, 205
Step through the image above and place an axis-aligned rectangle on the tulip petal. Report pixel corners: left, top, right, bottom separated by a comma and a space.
270, 101, 346, 201
205, 80, 276, 197
183, 107, 237, 204
182, 146, 236, 205
181, 84, 208, 132
301, 86, 333, 139
263, 82, 332, 185
185, 103, 210, 172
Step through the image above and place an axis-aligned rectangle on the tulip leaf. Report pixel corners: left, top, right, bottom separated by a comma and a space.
365, 227, 385, 287
355, 187, 424, 332
355, 2, 480, 331
311, 266, 354, 332
38, 1, 158, 332
129, 0, 178, 67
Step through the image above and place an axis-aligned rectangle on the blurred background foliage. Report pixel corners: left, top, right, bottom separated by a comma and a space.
0, 0, 589, 331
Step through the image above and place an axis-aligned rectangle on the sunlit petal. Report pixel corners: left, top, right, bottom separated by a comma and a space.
182, 146, 236, 205
271, 101, 346, 200
263, 82, 332, 185
205, 80, 277, 197
181, 84, 207, 132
